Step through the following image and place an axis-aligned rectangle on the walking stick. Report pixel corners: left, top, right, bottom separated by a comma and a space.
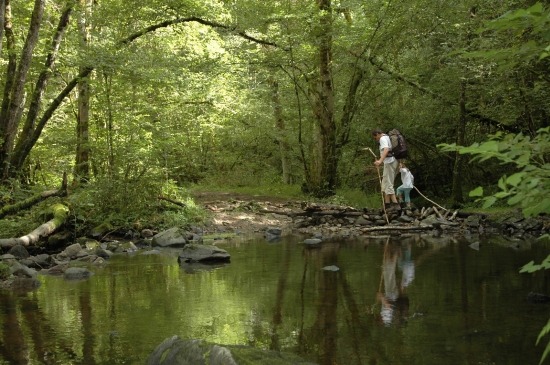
364, 148, 390, 225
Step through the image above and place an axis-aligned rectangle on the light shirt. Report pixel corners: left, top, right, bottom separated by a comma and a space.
400, 168, 414, 188
379, 135, 395, 164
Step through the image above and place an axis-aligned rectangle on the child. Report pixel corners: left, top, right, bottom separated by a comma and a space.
396, 162, 414, 209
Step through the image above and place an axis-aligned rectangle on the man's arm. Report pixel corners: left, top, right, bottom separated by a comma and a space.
375, 147, 389, 166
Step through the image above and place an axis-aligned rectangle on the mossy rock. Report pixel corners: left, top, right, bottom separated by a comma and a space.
147, 337, 317, 365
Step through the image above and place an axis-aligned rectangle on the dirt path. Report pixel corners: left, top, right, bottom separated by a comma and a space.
191, 191, 303, 236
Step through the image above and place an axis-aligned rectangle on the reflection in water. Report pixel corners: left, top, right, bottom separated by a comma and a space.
377, 239, 411, 327
0, 235, 548, 364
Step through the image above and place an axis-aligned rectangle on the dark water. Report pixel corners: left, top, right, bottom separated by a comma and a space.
0, 234, 549, 365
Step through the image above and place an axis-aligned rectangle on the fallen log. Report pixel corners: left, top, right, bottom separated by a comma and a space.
361, 225, 434, 233
0, 204, 69, 247
0, 172, 68, 219
158, 196, 188, 208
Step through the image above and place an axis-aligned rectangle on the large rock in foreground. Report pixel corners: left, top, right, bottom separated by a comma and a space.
177, 244, 230, 263
146, 336, 317, 365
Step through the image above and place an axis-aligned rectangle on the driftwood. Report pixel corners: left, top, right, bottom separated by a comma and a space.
300, 202, 358, 212
0, 203, 69, 247
0, 172, 68, 219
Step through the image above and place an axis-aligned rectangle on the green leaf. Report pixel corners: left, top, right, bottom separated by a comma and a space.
482, 196, 497, 209
498, 176, 507, 190
506, 172, 526, 187
520, 260, 537, 273
469, 186, 483, 197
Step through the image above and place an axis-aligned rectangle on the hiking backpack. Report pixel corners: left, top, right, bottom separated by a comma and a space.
387, 129, 408, 160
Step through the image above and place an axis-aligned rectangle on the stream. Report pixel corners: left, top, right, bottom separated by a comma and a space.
0, 233, 548, 364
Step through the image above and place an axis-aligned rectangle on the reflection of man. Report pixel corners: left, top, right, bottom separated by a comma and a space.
376, 241, 413, 326
372, 129, 400, 212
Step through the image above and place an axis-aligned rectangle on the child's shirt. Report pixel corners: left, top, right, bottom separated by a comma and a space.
400, 168, 414, 188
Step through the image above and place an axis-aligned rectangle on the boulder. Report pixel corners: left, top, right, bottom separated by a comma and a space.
146, 336, 317, 365
64, 243, 84, 259
8, 260, 37, 279
8, 245, 29, 259
265, 227, 283, 241
63, 267, 94, 280
178, 244, 230, 264
152, 227, 188, 248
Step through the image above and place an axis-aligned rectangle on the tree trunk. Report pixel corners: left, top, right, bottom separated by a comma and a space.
74, 0, 92, 183
0, 204, 69, 247
10, 1, 74, 176
0, 0, 16, 165
0, 0, 5, 58
452, 81, 466, 207
271, 79, 292, 184
0, 0, 45, 179
307, 0, 336, 198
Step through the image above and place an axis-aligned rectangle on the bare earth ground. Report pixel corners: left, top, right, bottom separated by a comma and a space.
191, 191, 303, 236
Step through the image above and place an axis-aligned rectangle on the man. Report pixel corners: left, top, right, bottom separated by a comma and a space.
372, 128, 401, 212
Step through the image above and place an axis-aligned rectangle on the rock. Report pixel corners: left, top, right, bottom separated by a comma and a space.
465, 215, 480, 228
120, 241, 138, 253
94, 248, 112, 259
40, 263, 69, 275
528, 292, 550, 304
8, 245, 30, 259
303, 238, 322, 245
146, 336, 317, 365
64, 243, 84, 259
152, 227, 188, 248
89, 222, 114, 240
63, 267, 94, 280
355, 216, 372, 226
397, 215, 414, 223
47, 231, 73, 250
177, 244, 231, 263
265, 227, 283, 241
8, 261, 37, 279
76, 237, 101, 250
141, 229, 155, 238
134, 239, 152, 248
469, 242, 480, 251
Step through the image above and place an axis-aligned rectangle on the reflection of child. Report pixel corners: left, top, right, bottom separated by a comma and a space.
396, 163, 414, 209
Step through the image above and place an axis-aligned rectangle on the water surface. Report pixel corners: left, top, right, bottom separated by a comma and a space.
0, 234, 548, 364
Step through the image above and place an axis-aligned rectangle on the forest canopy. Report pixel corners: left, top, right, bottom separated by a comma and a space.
0, 0, 548, 232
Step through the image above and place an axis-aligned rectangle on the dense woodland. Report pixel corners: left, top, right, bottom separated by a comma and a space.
0, 0, 549, 235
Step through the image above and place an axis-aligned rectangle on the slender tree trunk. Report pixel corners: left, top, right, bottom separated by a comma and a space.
0, 0, 45, 179
452, 81, 466, 207
0, 0, 5, 58
0, 0, 15, 148
74, 0, 92, 182
308, 0, 336, 198
271, 79, 292, 184
10, 1, 74, 175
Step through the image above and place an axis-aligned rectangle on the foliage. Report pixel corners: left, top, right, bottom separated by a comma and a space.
439, 127, 550, 217
467, 2, 550, 69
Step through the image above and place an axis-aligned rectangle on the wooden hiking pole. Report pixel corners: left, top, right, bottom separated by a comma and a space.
364, 147, 390, 225
413, 186, 447, 211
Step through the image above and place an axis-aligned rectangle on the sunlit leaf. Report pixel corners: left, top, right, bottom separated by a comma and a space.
469, 186, 483, 197
482, 196, 497, 209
